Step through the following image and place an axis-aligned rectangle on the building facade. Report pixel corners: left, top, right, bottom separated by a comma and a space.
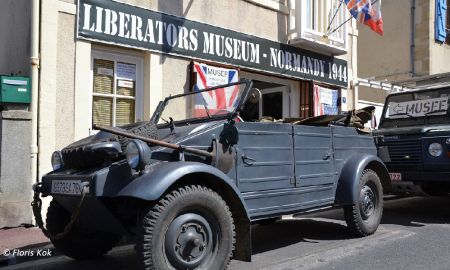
0, 0, 359, 227
357, 0, 450, 122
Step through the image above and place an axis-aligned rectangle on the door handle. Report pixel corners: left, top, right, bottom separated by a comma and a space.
323, 152, 332, 160
242, 155, 256, 166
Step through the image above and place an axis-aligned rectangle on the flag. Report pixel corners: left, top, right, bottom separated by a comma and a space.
193, 62, 239, 117
314, 85, 339, 116
344, 0, 384, 35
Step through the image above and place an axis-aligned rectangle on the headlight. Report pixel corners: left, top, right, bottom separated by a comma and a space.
428, 143, 443, 157
126, 139, 152, 170
51, 151, 64, 170
446, 138, 450, 145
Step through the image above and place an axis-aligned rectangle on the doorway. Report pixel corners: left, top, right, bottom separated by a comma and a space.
240, 80, 289, 121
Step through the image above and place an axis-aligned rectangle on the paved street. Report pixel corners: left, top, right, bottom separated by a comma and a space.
3, 196, 450, 270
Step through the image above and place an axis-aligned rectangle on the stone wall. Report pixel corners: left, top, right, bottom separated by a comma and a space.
0, 111, 32, 228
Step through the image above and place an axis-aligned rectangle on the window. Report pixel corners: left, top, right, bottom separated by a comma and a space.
289, 0, 348, 55
91, 51, 143, 128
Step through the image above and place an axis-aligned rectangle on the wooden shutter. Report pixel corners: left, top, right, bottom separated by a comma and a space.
447, 0, 450, 44
436, 0, 448, 42
300, 81, 313, 119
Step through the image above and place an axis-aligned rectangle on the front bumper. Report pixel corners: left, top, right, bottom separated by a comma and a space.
38, 160, 133, 197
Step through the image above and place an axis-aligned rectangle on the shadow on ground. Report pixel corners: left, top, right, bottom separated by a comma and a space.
250, 219, 351, 255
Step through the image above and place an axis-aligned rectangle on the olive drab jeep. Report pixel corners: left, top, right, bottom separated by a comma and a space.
32, 79, 390, 270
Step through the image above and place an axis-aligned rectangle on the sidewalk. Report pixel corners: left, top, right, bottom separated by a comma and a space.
0, 226, 51, 266
0, 226, 48, 252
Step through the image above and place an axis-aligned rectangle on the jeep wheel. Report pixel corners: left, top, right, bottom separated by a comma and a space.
137, 185, 235, 270
46, 199, 121, 259
344, 169, 383, 237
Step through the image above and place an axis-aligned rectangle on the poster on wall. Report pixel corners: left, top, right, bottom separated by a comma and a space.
192, 62, 239, 117
313, 85, 339, 116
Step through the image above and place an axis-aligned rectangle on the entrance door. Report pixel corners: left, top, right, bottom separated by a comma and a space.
259, 86, 290, 119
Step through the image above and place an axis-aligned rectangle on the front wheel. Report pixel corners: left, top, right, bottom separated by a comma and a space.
46, 199, 121, 259
344, 169, 383, 237
137, 185, 235, 270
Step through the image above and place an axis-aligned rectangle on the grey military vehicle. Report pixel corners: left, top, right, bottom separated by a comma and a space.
374, 85, 450, 196
32, 79, 389, 270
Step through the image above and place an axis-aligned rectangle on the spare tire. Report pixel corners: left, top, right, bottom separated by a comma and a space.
116, 122, 158, 150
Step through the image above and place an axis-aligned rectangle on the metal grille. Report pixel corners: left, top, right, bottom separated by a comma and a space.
382, 138, 423, 164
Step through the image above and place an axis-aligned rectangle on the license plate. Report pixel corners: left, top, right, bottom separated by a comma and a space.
51, 180, 83, 195
389, 173, 402, 182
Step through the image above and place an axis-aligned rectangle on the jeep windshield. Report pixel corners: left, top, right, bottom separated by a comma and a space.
155, 81, 250, 125
380, 87, 450, 128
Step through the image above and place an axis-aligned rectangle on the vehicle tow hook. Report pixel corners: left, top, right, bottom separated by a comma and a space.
31, 182, 89, 240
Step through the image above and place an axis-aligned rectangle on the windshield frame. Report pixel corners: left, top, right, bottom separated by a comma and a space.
151, 79, 253, 125
379, 87, 450, 128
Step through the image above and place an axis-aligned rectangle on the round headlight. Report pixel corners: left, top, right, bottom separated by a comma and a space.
446, 138, 450, 145
51, 151, 64, 170
428, 143, 443, 157
126, 139, 152, 170
126, 141, 141, 169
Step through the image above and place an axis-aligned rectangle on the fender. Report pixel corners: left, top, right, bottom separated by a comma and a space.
117, 161, 252, 262
335, 153, 389, 205
117, 161, 245, 207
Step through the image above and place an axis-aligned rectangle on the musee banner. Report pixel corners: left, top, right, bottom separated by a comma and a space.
77, 0, 349, 87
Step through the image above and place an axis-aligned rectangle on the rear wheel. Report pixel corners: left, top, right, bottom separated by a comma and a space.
137, 185, 235, 270
344, 169, 383, 237
46, 199, 121, 259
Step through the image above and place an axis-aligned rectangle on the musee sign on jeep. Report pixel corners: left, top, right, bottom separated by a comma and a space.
374, 85, 450, 196
32, 79, 389, 270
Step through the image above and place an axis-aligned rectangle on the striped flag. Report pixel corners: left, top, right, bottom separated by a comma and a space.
344, 0, 384, 35
314, 85, 339, 116
193, 62, 239, 117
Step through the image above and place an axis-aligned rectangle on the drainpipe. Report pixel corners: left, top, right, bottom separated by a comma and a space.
410, 0, 416, 76
30, 0, 40, 186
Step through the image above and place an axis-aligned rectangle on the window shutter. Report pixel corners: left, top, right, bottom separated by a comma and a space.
436, 0, 448, 42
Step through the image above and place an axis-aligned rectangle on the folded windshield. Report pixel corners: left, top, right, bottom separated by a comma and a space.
157, 81, 249, 125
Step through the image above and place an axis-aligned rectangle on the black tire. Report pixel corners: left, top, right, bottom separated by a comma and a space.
117, 122, 158, 150
137, 185, 235, 270
344, 169, 383, 237
46, 199, 121, 260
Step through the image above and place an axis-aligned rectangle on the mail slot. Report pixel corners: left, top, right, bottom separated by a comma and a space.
0, 76, 31, 104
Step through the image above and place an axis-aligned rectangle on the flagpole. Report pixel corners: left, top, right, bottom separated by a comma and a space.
325, 0, 380, 37
326, 0, 344, 35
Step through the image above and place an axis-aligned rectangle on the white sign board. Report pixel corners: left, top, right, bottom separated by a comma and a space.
319, 87, 334, 105
117, 63, 136, 81
388, 97, 449, 118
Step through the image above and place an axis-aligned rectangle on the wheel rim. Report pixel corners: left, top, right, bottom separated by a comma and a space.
165, 213, 216, 269
359, 184, 377, 220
